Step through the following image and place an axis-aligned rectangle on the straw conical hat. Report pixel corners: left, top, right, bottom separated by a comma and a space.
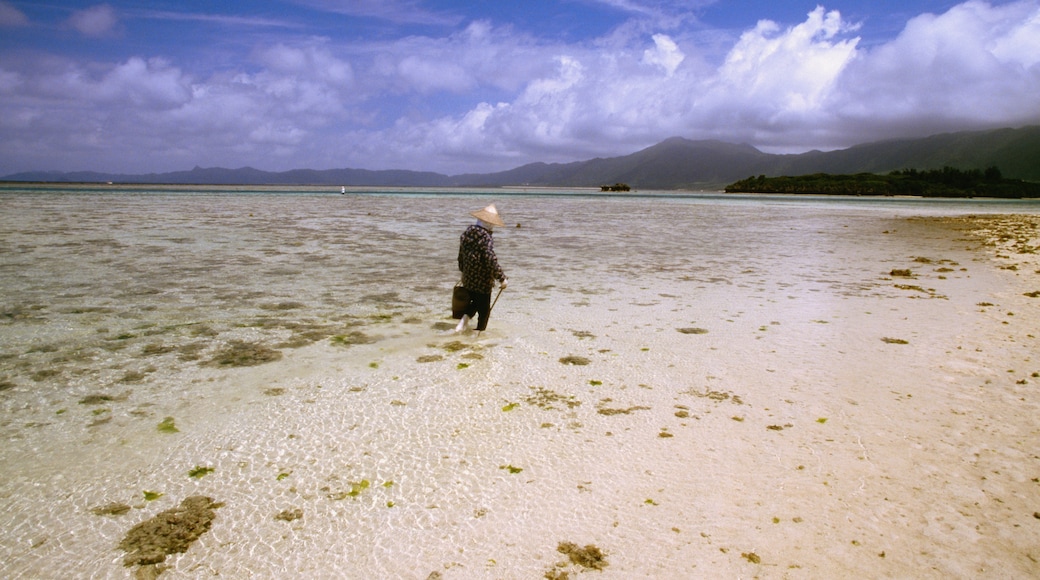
470, 204, 505, 227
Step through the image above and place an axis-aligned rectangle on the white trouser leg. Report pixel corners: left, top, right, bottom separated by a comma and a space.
455, 314, 470, 332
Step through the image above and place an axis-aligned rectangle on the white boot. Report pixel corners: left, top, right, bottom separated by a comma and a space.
455, 314, 470, 333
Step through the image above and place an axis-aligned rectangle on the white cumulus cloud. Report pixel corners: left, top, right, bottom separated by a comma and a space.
643, 34, 685, 76
1, 1, 1038, 175
383, 1, 1040, 164
831, 0, 1040, 143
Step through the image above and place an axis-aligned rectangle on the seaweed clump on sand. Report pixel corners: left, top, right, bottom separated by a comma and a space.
274, 508, 303, 522
330, 331, 376, 348
206, 340, 282, 367
91, 502, 132, 516
683, 388, 745, 405
596, 398, 650, 416
118, 496, 223, 571
524, 386, 582, 410
156, 417, 179, 434
557, 541, 608, 570
79, 392, 130, 405
439, 340, 469, 353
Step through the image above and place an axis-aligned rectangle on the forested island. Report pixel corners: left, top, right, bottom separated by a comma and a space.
725, 167, 1040, 198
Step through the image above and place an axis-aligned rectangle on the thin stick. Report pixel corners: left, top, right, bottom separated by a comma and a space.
489, 286, 505, 314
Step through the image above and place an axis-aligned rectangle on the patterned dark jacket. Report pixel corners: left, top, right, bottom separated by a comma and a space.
458, 224, 505, 294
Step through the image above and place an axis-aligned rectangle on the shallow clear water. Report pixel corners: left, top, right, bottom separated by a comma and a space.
1, 186, 1038, 578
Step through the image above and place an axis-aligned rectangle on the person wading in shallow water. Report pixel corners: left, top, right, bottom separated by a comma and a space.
456, 204, 508, 333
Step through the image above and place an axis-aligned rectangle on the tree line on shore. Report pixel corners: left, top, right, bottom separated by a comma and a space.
725, 166, 1040, 198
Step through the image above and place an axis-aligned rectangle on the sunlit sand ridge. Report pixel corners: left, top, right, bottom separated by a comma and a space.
1, 188, 1038, 578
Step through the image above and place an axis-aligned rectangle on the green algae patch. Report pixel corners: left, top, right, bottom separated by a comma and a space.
118, 496, 223, 568
500, 464, 523, 474
882, 337, 909, 344
188, 466, 214, 479
327, 480, 371, 500
157, 417, 179, 434
502, 402, 519, 412
559, 355, 590, 365
677, 327, 709, 334
457, 363, 470, 370
143, 491, 163, 501
347, 480, 370, 497
276, 471, 291, 481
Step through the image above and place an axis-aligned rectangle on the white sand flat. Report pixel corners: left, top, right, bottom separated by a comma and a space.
0, 187, 1037, 578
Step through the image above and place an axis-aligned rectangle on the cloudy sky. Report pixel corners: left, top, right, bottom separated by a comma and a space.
1, 1, 1038, 176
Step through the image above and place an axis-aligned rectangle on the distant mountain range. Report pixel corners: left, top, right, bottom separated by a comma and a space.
4, 125, 1039, 189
